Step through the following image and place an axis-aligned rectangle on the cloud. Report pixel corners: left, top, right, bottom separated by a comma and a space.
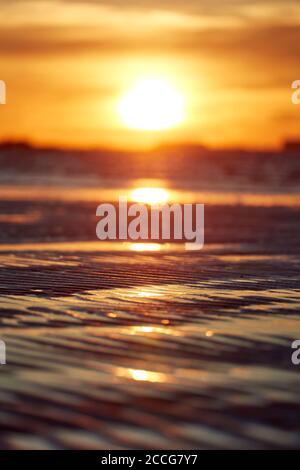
0, 0, 299, 93
2, 0, 300, 22
0, 21, 299, 65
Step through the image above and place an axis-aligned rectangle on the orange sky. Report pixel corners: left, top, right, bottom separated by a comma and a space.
0, 0, 300, 150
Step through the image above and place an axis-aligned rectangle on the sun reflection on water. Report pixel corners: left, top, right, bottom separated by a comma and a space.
117, 367, 167, 383
130, 187, 169, 204
129, 243, 162, 252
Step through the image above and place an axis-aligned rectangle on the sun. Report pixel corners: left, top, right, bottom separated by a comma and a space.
118, 77, 185, 131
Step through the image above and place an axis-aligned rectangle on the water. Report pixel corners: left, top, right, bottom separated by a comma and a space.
0, 148, 299, 449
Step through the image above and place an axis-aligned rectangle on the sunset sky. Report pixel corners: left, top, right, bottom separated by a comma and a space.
0, 0, 300, 150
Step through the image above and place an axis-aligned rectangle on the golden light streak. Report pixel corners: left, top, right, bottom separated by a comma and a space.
130, 187, 169, 204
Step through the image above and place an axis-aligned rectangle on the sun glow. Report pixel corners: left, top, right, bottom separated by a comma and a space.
118, 77, 185, 131
129, 243, 162, 252
131, 187, 169, 204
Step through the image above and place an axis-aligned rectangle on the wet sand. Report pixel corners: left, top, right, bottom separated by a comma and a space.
0, 147, 300, 449
0, 194, 299, 449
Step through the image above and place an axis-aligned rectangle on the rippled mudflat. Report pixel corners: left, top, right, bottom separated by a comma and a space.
0, 168, 300, 448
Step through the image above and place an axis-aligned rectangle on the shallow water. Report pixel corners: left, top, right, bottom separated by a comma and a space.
0, 172, 300, 449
